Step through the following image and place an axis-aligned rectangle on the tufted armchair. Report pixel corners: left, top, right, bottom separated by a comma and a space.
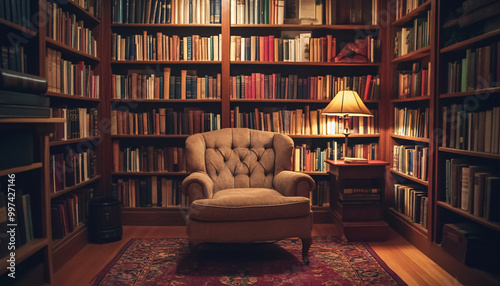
182, 128, 315, 268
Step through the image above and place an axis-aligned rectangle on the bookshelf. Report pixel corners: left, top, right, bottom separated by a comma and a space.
433, 0, 500, 281
385, 0, 436, 251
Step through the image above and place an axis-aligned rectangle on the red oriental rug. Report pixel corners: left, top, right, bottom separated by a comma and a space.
91, 237, 407, 285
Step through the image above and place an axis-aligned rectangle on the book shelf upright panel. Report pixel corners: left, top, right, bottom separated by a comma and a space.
435, 0, 500, 277
386, 0, 436, 244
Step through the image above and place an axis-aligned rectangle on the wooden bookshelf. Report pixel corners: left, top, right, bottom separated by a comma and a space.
289, 134, 380, 139
391, 96, 431, 103
0, 18, 37, 36
392, 0, 432, 27
111, 23, 221, 28
0, 238, 49, 276
52, 224, 87, 250
111, 99, 221, 103
45, 91, 101, 102
440, 29, 500, 53
0, 118, 66, 124
45, 38, 100, 62
391, 134, 430, 143
0, 163, 43, 177
111, 60, 222, 64
439, 87, 500, 99
111, 134, 190, 139
112, 172, 188, 176
49, 136, 101, 147
388, 207, 428, 235
231, 24, 380, 30
391, 46, 431, 63
231, 61, 381, 66
438, 147, 500, 160
390, 169, 429, 187
60, 0, 101, 25
50, 175, 102, 199
437, 201, 500, 232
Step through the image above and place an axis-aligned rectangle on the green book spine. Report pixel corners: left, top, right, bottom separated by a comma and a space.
461, 58, 467, 93
264, 0, 269, 24
236, 75, 241, 99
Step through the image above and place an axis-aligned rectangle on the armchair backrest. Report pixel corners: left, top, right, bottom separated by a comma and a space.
185, 128, 294, 194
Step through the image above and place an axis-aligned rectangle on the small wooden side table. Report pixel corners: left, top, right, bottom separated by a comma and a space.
326, 160, 390, 241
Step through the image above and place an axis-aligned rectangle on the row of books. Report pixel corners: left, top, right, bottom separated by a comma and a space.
111, 109, 221, 135
71, 0, 102, 18
394, 62, 431, 99
393, 107, 429, 138
112, 143, 187, 173
230, 34, 377, 63
112, 0, 221, 24
393, 184, 428, 229
112, 178, 188, 208
0, 0, 32, 28
46, 1, 98, 57
231, 0, 284, 25
51, 188, 93, 239
312, 180, 330, 207
0, 191, 34, 256
446, 43, 500, 94
232, 107, 379, 136
393, 0, 427, 21
112, 69, 222, 100
50, 107, 99, 141
50, 149, 97, 193
1, 45, 28, 73
112, 33, 221, 61
392, 145, 429, 181
442, 105, 500, 154
393, 13, 430, 58
230, 74, 380, 101
46, 48, 100, 98
445, 159, 499, 222
339, 188, 380, 203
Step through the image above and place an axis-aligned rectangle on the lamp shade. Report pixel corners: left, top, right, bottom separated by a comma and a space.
321, 90, 373, 117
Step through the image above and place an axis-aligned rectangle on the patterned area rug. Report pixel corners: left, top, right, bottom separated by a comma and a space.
91, 237, 407, 285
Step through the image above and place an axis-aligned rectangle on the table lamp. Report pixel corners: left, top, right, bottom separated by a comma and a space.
321, 89, 373, 161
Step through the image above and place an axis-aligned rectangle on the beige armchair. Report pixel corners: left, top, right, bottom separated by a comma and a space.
182, 128, 315, 268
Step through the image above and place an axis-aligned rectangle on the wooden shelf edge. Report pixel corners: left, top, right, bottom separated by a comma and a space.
50, 176, 102, 199
0, 163, 43, 177
391, 134, 430, 143
290, 134, 380, 138
231, 61, 380, 66
230, 99, 378, 103
440, 29, 500, 53
390, 169, 429, 186
0, 18, 37, 36
112, 172, 188, 176
45, 91, 101, 101
111, 60, 221, 64
391, 96, 431, 103
391, 1, 431, 27
52, 224, 87, 251
438, 147, 500, 160
437, 201, 500, 232
45, 38, 100, 62
392, 46, 431, 63
0, 118, 66, 124
0, 238, 49, 275
62, 0, 101, 24
231, 24, 380, 30
111, 99, 221, 102
388, 207, 428, 235
112, 23, 221, 27
49, 136, 101, 147
111, 134, 189, 138
439, 87, 500, 98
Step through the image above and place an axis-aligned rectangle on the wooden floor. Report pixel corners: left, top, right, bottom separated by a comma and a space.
50, 224, 460, 286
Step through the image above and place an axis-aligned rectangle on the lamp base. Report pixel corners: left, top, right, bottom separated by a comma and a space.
343, 157, 368, 164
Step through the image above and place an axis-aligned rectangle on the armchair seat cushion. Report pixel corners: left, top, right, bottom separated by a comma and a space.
189, 188, 311, 222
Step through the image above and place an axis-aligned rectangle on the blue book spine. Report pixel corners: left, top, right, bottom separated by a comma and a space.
189, 0, 193, 24
187, 36, 192, 61
175, 76, 181, 99
192, 76, 197, 99
130, 36, 135, 60
186, 76, 192, 99
205, 75, 209, 98
118, 0, 123, 23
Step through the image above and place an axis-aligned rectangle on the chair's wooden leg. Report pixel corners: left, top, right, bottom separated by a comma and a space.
189, 243, 199, 270
301, 238, 312, 265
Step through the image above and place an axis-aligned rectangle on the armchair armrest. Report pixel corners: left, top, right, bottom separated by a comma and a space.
182, 172, 214, 204
273, 171, 315, 198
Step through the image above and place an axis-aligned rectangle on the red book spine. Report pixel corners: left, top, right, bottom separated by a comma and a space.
261, 74, 265, 99
332, 38, 337, 59
321, 37, 327, 62
364, 74, 372, 100
269, 35, 274, 62
264, 36, 269, 62
251, 73, 256, 99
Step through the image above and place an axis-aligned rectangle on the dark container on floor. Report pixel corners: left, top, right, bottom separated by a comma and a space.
88, 197, 122, 243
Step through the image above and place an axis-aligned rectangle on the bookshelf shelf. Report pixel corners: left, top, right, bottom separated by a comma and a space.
440, 29, 500, 53
391, 46, 431, 63
50, 175, 102, 199
111, 23, 221, 28
230, 24, 380, 30
111, 60, 222, 64
438, 147, 500, 160
45, 38, 100, 63
0, 238, 49, 276
111, 134, 189, 139
49, 136, 102, 147
122, 206, 188, 211
390, 169, 429, 187
0, 118, 66, 124
391, 96, 431, 103
437, 201, 500, 232
442, 1, 500, 29
52, 224, 87, 251
45, 91, 101, 102
111, 99, 221, 103
112, 172, 188, 176
391, 134, 430, 143
388, 207, 428, 235
0, 163, 43, 177
289, 134, 380, 139
61, 0, 101, 25
303, 172, 328, 176
439, 87, 500, 98
231, 61, 381, 67
391, 0, 432, 27
0, 18, 37, 36
230, 99, 379, 104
